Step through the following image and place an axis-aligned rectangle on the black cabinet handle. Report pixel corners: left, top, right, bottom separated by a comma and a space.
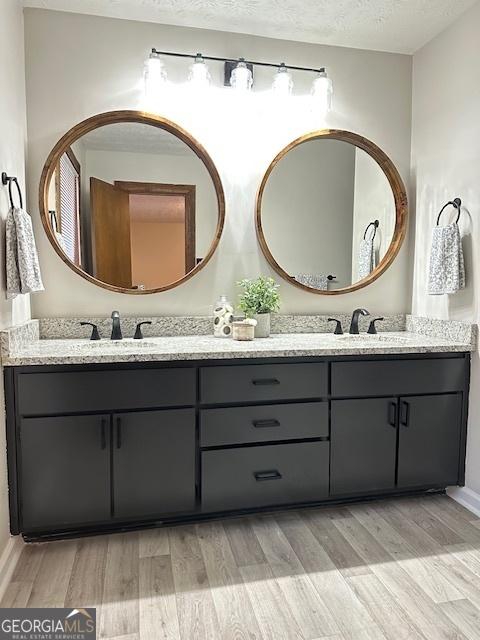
252, 378, 280, 386
254, 469, 282, 481
252, 419, 281, 429
388, 401, 397, 428
100, 418, 107, 450
116, 417, 122, 448
400, 401, 410, 427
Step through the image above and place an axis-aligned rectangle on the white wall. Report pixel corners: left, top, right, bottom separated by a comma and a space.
0, 0, 30, 556
24, 8, 413, 317
411, 1, 480, 495
262, 139, 355, 288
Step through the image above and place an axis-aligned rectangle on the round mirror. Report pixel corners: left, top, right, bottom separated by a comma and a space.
40, 111, 225, 293
256, 130, 407, 295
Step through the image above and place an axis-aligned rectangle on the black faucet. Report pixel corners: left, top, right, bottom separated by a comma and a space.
111, 311, 123, 340
349, 308, 370, 334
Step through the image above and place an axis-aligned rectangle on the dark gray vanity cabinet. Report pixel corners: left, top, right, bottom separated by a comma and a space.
397, 394, 462, 488
5, 353, 470, 539
20, 414, 111, 530
113, 409, 195, 519
331, 398, 397, 496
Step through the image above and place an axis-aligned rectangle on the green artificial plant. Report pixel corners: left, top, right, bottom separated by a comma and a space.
237, 276, 280, 318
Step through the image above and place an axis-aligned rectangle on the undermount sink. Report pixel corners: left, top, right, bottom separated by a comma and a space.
80, 339, 159, 349
334, 334, 411, 344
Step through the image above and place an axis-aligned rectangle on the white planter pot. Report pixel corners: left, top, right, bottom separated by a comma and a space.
254, 313, 271, 338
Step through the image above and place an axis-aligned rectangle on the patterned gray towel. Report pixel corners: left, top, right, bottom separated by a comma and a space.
428, 223, 465, 295
6, 206, 44, 298
295, 274, 328, 290
358, 238, 376, 280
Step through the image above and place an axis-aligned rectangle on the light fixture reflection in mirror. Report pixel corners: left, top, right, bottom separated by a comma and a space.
41, 113, 225, 294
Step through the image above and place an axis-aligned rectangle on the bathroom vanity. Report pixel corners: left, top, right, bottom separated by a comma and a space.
3, 325, 472, 540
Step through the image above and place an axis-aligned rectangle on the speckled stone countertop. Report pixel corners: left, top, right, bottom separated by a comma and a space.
1, 330, 475, 367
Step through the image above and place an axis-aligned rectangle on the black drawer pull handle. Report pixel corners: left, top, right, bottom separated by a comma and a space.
252, 378, 280, 386
254, 469, 282, 481
252, 419, 281, 429
100, 418, 107, 450
116, 417, 122, 449
400, 401, 410, 427
388, 401, 397, 428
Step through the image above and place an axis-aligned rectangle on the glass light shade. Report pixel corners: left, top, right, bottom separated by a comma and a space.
188, 54, 211, 89
230, 59, 253, 91
144, 51, 167, 100
272, 64, 293, 95
311, 68, 333, 113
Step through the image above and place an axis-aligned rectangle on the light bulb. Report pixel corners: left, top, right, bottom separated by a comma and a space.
188, 53, 211, 89
230, 58, 253, 91
144, 49, 167, 101
272, 63, 293, 95
311, 67, 333, 114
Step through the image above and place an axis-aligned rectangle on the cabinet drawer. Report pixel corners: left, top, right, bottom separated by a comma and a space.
200, 362, 327, 404
331, 358, 466, 398
17, 368, 196, 415
201, 402, 328, 447
202, 441, 329, 512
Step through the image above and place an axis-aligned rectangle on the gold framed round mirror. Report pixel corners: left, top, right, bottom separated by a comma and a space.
39, 110, 225, 294
256, 129, 408, 295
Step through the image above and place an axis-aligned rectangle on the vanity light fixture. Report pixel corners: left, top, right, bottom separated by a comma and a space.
144, 49, 168, 100
188, 53, 211, 89
311, 67, 333, 113
144, 48, 333, 111
230, 58, 253, 91
272, 63, 293, 95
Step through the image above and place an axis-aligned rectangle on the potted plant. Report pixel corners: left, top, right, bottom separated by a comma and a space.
237, 276, 280, 338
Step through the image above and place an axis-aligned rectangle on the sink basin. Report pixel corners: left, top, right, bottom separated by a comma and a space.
334, 334, 411, 344
79, 339, 159, 349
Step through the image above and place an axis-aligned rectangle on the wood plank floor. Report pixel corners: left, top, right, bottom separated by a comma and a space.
3, 495, 480, 639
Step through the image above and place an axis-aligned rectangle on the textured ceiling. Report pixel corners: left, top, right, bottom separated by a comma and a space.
80, 123, 192, 156
23, 0, 476, 54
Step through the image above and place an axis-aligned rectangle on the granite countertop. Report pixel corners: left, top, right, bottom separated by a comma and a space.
1, 330, 474, 367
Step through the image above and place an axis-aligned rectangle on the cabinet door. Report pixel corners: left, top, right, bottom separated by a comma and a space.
20, 415, 110, 530
397, 394, 462, 488
113, 409, 195, 519
331, 398, 397, 496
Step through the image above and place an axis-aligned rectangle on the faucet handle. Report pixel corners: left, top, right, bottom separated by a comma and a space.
80, 322, 101, 341
367, 317, 385, 335
134, 321, 152, 340
327, 318, 344, 335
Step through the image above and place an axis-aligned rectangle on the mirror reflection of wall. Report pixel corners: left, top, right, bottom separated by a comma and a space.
48, 122, 218, 290
261, 138, 396, 290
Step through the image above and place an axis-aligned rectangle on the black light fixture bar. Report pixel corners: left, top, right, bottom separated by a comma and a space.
151, 48, 325, 74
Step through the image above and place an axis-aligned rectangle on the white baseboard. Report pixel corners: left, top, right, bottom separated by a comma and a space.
447, 486, 480, 519
0, 535, 24, 603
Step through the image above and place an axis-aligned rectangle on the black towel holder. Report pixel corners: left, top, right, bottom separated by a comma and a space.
436, 198, 462, 226
2, 172, 23, 209
363, 219, 379, 240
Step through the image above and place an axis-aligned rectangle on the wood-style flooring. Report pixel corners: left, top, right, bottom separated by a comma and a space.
3, 495, 480, 639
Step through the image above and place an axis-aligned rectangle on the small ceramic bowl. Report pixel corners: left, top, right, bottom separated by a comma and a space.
232, 320, 257, 341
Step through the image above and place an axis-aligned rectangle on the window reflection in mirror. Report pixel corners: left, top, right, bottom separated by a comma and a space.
260, 138, 396, 290
47, 122, 218, 291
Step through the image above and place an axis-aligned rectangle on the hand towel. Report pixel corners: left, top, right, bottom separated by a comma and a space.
5, 206, 44, 299
358, 237, 376, 280
428, 222, 465, 295
295, 274, 328, 290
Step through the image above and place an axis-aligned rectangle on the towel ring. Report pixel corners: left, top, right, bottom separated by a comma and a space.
363, 219, 379, 240
436, 198, 462, 226
2, 172, 23, 209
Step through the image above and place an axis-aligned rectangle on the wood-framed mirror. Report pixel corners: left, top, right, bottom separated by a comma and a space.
256, 130, 408, 295
40, 110, 225, 294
